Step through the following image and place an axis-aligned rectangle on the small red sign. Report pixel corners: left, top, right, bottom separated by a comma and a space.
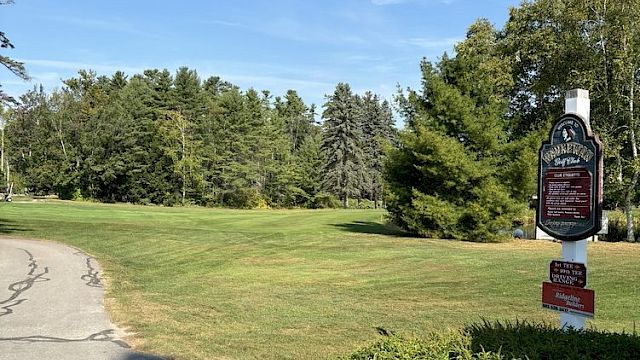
549, 260, 586, 288
542, 282, 594, 318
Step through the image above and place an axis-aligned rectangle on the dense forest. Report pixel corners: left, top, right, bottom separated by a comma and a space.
1, 71, 395, 209
2, 0, 640, 241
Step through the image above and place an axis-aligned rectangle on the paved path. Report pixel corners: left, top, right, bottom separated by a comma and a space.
0, 238, 164, 360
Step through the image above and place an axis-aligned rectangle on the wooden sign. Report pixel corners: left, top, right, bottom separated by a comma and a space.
537, 113, 603, 241
542, 282, 594, 318
549, 260, 586, 288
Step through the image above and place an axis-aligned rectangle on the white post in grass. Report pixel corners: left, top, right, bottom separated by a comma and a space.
560, 89, 590, 330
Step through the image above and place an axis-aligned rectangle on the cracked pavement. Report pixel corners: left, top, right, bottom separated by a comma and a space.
0, 238, 164, 360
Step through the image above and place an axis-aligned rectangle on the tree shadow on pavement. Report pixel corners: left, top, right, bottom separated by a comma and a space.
0, 218, 30, 234
332, 221, 412, 237
122, 353, 172, 360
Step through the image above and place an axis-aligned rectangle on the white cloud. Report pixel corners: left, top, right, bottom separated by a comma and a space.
402, 36, 462, 49
206, 19, 245, 28
371, 0, 457, 5
22, 59, 145, 74
222, 73, 333, 90
371, 0, 409, 4
201, 17, 366, 45
39, 15, 159, 39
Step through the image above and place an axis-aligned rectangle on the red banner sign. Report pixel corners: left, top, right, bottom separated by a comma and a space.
542, 282, 594, 318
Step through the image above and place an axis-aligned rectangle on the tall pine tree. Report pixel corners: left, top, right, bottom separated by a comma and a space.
320, 83, 367, 208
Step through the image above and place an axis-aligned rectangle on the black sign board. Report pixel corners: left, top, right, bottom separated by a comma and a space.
537, 113, 603, 241
549, 260, 586, 288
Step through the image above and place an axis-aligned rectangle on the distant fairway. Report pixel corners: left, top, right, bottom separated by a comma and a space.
0, 201, 638, 359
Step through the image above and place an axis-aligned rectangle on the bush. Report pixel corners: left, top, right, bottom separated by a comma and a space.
347, 198, 377, 209
310, 192, 342, 209
226, 188, 266, 209
601, 210, 640, 242
343, 331, 501, 360
465, 320, 640, 360
344, 321, 640, 360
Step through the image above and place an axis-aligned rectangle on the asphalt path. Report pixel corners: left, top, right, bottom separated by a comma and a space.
0, 238, 164, 360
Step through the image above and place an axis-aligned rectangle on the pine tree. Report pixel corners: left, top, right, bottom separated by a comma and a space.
359, 92, 395, 208
320, 83, 367, 208
388, 25, 522, 241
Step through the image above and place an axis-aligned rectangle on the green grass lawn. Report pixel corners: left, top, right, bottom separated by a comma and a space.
1, 201, 638, 359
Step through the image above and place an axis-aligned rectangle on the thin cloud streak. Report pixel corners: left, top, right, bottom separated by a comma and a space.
22, 59, 145, 74
38, 15, 161, 39
401, 36, 462, 49
200, 17, 367, 45
371, 0, 458, 4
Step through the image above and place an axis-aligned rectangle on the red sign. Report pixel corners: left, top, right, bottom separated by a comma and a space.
549, 260, 586, 288
542, 282, 594, 318
542, 167, 591, 220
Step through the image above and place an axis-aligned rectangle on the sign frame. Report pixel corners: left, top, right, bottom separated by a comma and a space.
537, 113, 603, 241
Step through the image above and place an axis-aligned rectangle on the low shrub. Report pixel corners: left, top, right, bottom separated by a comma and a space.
465, 320, 640, 360
601, 210, 640, 242
343, 330, 501, 360
226, 188, 266, 209
311, 192, 342, 209
344, 321, 640, 359
347, 198, 378, 209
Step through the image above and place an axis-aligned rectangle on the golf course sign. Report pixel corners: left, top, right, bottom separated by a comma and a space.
537, 113, 603, 241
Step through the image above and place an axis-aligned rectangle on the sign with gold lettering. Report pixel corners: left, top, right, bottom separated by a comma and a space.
537, 113, 603, 241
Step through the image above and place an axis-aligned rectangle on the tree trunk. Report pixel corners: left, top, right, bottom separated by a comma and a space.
625, 80, 638, 242
342, 194, 348, 209
1, 125, 4, 176
181, 125, 186, 205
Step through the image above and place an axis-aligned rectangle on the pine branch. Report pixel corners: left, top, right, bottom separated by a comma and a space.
0, 55, 30, 81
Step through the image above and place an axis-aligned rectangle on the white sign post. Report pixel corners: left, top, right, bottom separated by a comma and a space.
559, 89, 590, 330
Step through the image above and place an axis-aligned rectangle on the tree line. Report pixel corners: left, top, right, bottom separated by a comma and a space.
2, 69, 395, 209
2, 0, 640, 241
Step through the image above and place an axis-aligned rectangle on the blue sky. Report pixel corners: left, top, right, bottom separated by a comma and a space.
2, 0, 520, 109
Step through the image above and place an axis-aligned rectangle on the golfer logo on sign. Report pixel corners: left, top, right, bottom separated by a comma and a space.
562, 125, 575, 142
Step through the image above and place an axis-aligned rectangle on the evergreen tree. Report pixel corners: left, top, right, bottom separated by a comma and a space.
388, 25, 523, 241
321, 83, 367, 208
360, 92, 395, 208
0, 0, 29, 105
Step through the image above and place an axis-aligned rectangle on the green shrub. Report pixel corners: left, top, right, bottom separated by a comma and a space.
311, 192, 342, 209
347, 198, 377, 209
465, 320, 640, 360
226, 188, 265, 209
344, 321, 640, 360
343, 331, 501, 360
601, 210, 640, 242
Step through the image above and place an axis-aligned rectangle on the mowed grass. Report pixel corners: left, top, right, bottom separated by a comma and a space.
0, 201, 639, 359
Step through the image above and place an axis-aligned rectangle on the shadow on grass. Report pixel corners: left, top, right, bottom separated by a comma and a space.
466, 320, 640, 360
0, 218, 30, 234
332, 221, 413, 237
